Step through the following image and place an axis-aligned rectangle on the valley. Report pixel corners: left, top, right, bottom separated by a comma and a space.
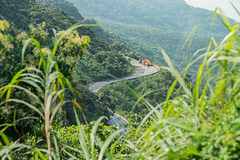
0, 0, 239, 159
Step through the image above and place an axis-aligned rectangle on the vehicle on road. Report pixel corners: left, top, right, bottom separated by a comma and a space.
142, 58, 152, 66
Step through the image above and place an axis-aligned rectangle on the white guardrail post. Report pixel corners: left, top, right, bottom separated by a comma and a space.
114, 113, 129, 124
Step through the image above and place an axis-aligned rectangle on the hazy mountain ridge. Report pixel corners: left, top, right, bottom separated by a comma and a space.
68, 0, 227, 33
68, 0, 228, 71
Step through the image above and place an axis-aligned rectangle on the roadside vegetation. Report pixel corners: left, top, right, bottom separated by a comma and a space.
0, 4, 240, 160
97, 69, 187, 116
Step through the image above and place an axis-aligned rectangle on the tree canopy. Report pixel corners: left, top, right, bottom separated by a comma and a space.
68, 0, 229, 72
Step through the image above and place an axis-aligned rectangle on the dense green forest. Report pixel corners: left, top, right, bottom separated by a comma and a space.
35, 0, 84, 21
97, 69, 189, 116
69, 0, 224, 32
68, 0, 230, 72
0, 0, 240, 159
0, 0, 134, 81
0, 0, 136, 127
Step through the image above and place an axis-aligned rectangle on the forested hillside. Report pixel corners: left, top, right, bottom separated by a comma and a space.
97, 69, 189, 116
0, 0, 137, 81
0, 0, 240, 159
36, 0, 84, 21
68, 0, 229, 71
69, 0, 224, 32
0, 0, 134, 124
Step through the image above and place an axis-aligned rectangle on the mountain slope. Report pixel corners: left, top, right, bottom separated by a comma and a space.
0, 0, 78, 32
0, 0, 134, 123
36, 0, 84, 21
68, 0, 229, 71
69, 0, 227, 33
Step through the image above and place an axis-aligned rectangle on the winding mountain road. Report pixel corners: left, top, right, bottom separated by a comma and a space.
89, 57, 160, 132
107, 115, 127, 136
89, 58, 160, 92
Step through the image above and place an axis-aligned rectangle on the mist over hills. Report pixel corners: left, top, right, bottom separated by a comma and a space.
69, 0, 221, 32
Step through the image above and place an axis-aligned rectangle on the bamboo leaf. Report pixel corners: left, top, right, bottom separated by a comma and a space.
90, 116, 106, 159
50, 23, 83, 62
1, 69, 25, 99
6, 99, 44, 119
21, 38, 32, 64
96, 137, 113, 160
73, 101, 88, 124
21, 73, 44, 85
0, 131, 10, 146
50, 101, 69, 124
74, 108, 90, 160
166, 121, 200, 135
32, 148, 47, 160
98, 129, 123, 160
26, 67, 45, 77
0, 144, 27, 157
53, 136, 60, 160
6, 85, 43, 107
214, 79, 226, 96
159, 47, 192, 97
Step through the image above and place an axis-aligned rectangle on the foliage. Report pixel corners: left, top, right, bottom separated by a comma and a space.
53, 114, 125, 159
0, 20, 14, 85
65, 84, 109, 125
0, 0, 95, 84
0, 0, 74, 32
0, 0, 84, 85
0, 20, 13, 63
0, 0, 135, 81
68, 0, 230, 72
97, 69, 185, 116
0, 2, 240, 160
0, 21, 92, 139
0, 0, 135, 124
79, 8, 240, 159
75, 50, 134, 82
122, 8, 240, 159
0, 23, 91, 159
36, 0, 84, 21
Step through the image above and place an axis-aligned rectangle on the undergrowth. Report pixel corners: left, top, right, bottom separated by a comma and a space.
0, 7, 240, 160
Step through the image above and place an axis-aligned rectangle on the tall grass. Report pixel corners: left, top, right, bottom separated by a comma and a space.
123, 8, 240, 159
0, 22, 126, 159
0, 23, 91, 159
1, 7, 240, 160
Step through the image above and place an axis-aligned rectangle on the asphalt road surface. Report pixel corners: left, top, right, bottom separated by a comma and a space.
89, 58, 160, 131
107, 115, 127, 136
89, 58, 160, 92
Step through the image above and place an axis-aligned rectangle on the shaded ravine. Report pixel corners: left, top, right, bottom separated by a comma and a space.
89, 58, 160, 92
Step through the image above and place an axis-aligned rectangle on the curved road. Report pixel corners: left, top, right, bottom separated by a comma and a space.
107, 115, 127, 136
89, 58, 160, 92
89, 58, 160, 133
